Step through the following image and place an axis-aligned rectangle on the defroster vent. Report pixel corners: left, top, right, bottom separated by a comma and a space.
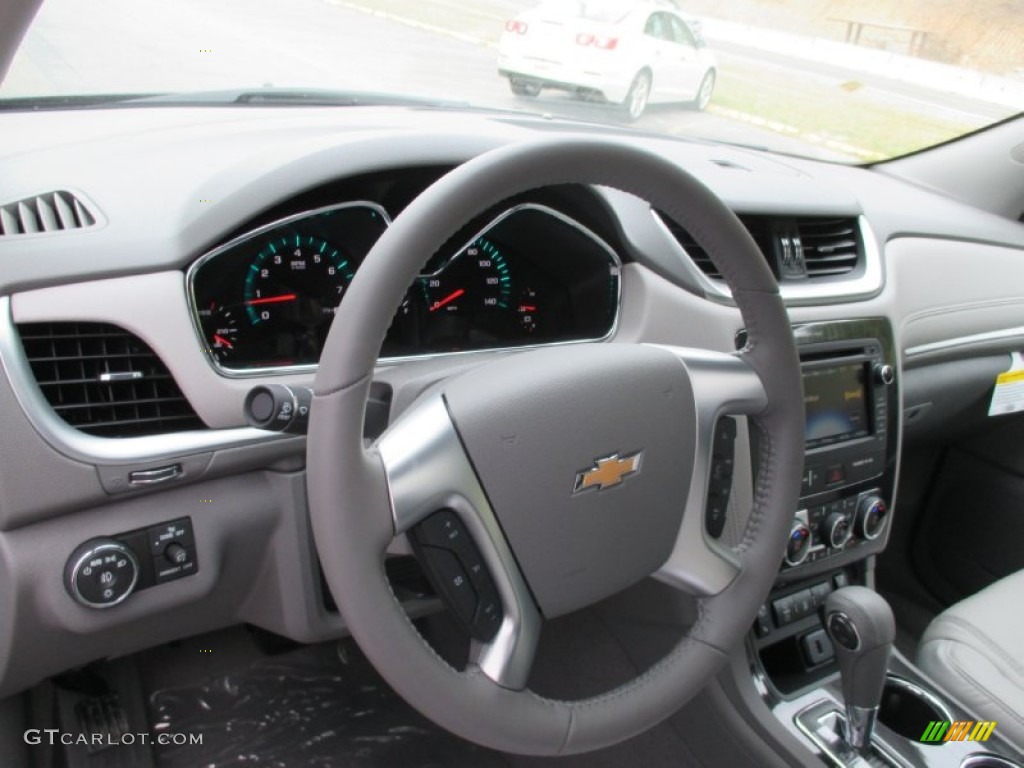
17, 322, 204, 437
0, 191, 98, 236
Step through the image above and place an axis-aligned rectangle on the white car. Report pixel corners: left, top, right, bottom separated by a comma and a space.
498, 0, 717, 120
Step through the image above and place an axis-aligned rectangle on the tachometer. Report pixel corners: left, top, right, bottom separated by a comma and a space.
244, 234, 354, 325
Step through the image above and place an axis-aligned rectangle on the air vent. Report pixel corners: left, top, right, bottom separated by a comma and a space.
655, 211, 775, 280
797, 217, 861, 277
0, 191, 98, 236
17, 322, 204, 437
656, 211, 861, 281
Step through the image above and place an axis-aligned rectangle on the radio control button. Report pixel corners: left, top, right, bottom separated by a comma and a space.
873, 364, 895, 386
825, 464, 846, 486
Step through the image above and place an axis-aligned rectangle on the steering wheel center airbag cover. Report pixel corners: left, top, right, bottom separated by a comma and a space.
443, 343, 695, 618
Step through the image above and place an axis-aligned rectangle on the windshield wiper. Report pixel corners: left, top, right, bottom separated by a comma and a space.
121, 87, 469, 109
0, 88, 469, 111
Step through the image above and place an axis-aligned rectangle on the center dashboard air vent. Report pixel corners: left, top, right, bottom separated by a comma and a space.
656, 211, 862, 282
16, 321, 204, 438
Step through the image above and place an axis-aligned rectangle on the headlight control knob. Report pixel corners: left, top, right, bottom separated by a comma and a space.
856, 495, 888, 541
64, 538, 140, 608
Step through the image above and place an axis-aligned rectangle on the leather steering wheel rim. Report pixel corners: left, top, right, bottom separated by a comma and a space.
307, 138, 804, 755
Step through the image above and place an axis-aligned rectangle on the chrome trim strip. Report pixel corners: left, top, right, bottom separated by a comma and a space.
0, 297, 288, 465
793, 699, 908, 768
187, 201, 622, 376
904, 326, 1024, 358
378, 394, 541, 690
653, 211, 884, 306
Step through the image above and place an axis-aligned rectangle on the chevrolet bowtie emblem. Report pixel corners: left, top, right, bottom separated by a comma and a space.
573, 451, 643, 494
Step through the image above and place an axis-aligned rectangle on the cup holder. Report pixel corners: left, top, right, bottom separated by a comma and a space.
961, 756, 1023, 768
877, 675, 954, 742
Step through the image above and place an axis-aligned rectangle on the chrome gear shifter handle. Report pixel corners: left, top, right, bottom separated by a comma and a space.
824, 586, 895, 751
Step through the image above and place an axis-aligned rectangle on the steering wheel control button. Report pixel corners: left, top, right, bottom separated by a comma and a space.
65, 539, 140, 608
705, 417, 737, 539
421, 547, 478, 624
826, 611, 860, 651
411, 511, 503, 642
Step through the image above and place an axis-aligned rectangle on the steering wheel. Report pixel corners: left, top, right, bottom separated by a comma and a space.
307, 138, 804, 755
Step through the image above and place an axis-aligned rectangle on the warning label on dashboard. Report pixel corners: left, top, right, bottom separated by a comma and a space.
989, 351, 1024, 416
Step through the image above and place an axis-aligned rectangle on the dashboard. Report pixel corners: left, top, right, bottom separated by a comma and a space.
0, 104, 1023, 712
189, 200, 620, 373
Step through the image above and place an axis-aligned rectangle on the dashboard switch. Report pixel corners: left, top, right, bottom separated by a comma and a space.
65, 539, 140, 608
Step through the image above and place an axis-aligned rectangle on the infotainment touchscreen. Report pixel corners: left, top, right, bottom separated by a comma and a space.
803, 363, 870, 449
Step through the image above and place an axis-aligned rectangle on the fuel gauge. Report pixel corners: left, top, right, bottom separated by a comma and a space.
198, 302, 241, 362
516, 287, 540, 335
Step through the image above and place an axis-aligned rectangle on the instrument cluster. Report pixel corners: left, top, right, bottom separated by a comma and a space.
188, 201, 621, 373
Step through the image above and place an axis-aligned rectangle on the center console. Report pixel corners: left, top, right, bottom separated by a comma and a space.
739, 318, 1022, 767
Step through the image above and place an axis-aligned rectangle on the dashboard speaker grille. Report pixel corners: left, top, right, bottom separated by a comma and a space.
0, 191, 98, 236
16, 321, 204, 437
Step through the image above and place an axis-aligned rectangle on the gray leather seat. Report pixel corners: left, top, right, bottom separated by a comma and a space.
917, 570, 1024, 749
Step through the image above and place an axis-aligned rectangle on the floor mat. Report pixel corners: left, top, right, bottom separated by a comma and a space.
147, 638, 508, 768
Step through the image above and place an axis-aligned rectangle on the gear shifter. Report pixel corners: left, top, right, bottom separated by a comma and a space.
824, 586, 895, 752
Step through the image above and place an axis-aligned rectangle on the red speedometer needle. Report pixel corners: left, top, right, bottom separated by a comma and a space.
430, 288, 465, 312
213, 335, 234, 349
245, 293, 297, 306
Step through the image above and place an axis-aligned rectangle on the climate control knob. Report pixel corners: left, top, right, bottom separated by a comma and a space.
856, 495, 888, 541
64, 538, 140, 608
784, 521, 812, 567
824, 511, 853, 549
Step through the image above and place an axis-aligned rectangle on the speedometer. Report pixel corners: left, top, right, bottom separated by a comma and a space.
418, 236, 513, 349
421, 237, 512, 315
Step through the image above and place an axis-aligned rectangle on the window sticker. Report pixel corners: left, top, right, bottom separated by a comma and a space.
988, 351, 1024, 416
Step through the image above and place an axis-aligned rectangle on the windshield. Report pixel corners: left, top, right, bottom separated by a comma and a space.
1, 0, 1020, 162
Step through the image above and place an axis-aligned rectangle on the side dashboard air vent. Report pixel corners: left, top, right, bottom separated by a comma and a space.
0, 191, 98, 236
797, 217, 861, 277
656, 211, 861, 282
17, 322, 204, 437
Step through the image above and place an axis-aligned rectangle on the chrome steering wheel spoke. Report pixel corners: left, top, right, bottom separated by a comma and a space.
377, 394, 541, 690
649, 346, 769, 597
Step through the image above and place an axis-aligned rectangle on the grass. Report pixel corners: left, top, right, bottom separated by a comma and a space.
332, 0, 984, 161
711, 64, 978, 161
